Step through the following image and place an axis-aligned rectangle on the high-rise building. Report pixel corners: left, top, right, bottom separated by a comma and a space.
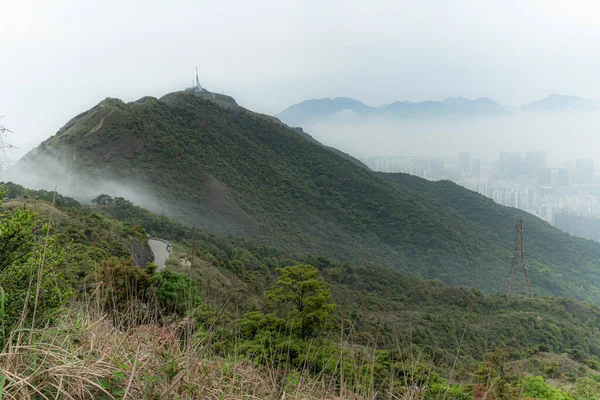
575, 158, 594, 184
429, 158, 444, 175
471, 158, 481, 178
525, 188, 535, 210
554, 213, 600, 242
498, 151, 509, 177
410, 157, 429, 178
500, 152, 523, 179
458, 152, 471, 174
536, 168, 551, 185
505, 153, 523, 179
524, 151, 547, 170
557, 168, 570, 186
508, 188, 519, 208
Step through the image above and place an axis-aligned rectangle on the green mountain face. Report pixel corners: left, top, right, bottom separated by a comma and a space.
8, 91, 600, 302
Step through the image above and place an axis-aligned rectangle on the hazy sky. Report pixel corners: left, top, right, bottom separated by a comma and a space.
2, 0, 600, 158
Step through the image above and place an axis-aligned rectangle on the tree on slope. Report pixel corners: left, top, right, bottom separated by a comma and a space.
266, 264, 336, 340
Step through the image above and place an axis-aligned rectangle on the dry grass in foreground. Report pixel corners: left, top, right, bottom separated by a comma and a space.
1, 304, 378, 400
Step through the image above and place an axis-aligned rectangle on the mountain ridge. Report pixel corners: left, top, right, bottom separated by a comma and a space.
522, 93, 598, 112
8, 89, 600, 303
276, 93, 598, 126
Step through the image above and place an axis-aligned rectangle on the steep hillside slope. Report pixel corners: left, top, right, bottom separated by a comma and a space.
8, 91, 600, 301
382, 173, 600, 300
289, 126, 369, 169
0, 183, 155, 287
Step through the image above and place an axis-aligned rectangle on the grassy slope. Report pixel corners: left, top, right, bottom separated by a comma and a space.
10, 92, 600, 303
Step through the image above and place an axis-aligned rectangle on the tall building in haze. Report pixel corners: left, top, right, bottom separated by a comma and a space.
499, 152, 523, 179
458, 152, 471, 174
523, 151, 547, 176
524, 151, 547, 169
471, 159, 481, 178
536, 168, 551, 186
557, 168, 570, 186
575, 158, 594, 184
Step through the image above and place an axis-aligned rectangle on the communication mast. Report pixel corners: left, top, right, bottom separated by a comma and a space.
504, 216, 533, 297
185, 67, 203, 92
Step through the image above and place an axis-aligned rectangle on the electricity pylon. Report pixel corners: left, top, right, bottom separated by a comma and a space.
504, 216, 532, 297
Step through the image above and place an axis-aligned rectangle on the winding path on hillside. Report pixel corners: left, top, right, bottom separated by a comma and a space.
86, 110, 114, 136
148, 238, 171, 271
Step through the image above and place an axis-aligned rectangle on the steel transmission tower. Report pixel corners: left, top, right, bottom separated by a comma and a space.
504, 216, 533, 297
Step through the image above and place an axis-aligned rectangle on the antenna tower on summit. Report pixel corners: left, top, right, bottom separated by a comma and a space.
504, 216, 533, 297
185, 67, 203, 93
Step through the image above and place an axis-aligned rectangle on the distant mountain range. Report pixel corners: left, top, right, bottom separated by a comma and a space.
521, 93, 598, 112
276, 93, 599, 126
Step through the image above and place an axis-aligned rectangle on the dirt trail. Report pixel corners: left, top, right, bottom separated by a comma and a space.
89, 110, 114, 134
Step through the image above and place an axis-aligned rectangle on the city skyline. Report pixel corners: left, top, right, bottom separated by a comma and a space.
364, 150, 600, 243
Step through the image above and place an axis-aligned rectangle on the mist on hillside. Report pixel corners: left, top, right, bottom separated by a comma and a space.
1, 146, 165, 214
301, 111, 600, 164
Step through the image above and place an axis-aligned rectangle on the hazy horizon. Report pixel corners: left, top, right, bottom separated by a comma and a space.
303, 111, 600, 166
4, 0, 600, 162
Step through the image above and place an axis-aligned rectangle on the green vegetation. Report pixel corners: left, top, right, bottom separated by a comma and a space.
150, 268, 200, 314
6, 186, 599, 364
8, 91, 600, 397
265, 264, 336, 340
2, 187, 600, 397
523, 376, 573, 400
12, 91, 600, 304
382, 173, 600, 301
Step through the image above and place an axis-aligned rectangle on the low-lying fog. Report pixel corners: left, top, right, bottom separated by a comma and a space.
302, 111, 600, 164
0, 147, 165, 213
